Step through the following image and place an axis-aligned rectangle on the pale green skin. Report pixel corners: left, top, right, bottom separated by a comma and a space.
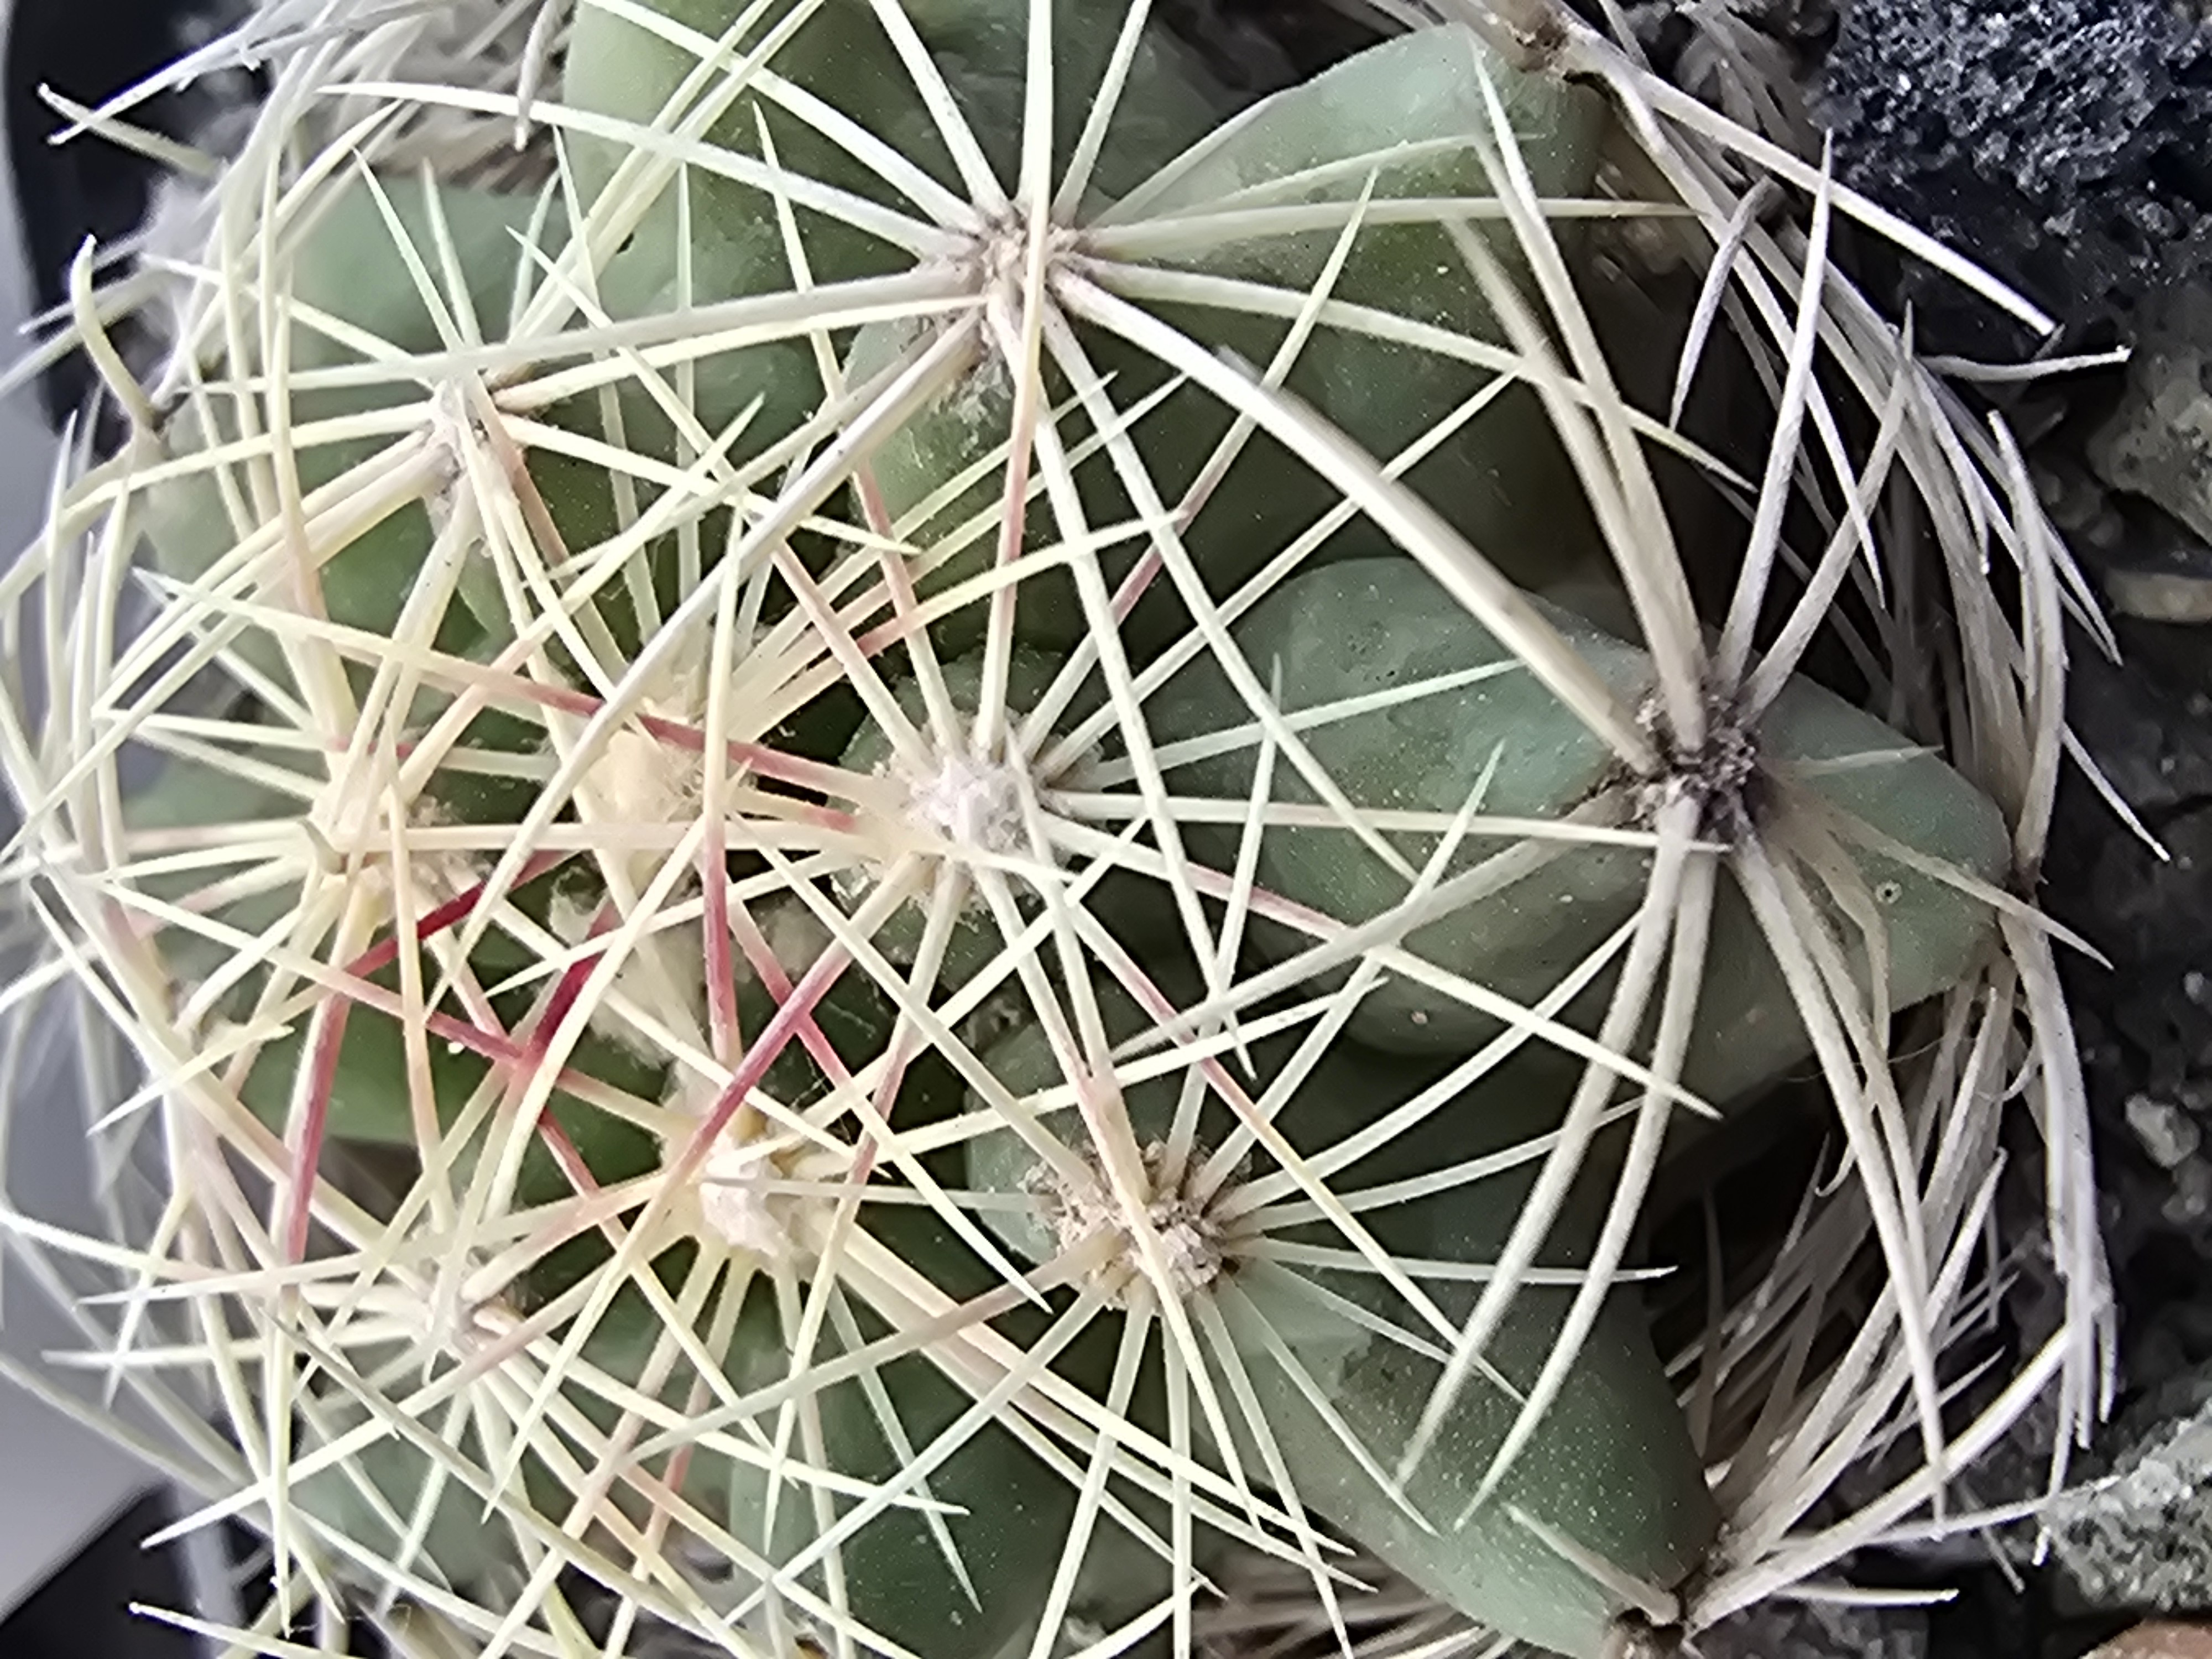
120, 748, 669, 1184
145, 170, 735, 688
967, 971, 1719, 1659
831, 642, 1177, 993
129, 14, 1839, 1648
290, 1380, 524, 1594
564, 0, 1238, 448
129, 748, 1055, 1646
299, 1219, 1072, 1656
149, 174, 551, 682
127, 744, 1048, 1639
1230, 1093, 1715, 1659
566, 0, 1244, 654
561, 0, 900, 448
569, 1239, 1073, 1659
852, 24, 1612, 656
153, 0, 1234, 685
1148, 557, 2012, 1100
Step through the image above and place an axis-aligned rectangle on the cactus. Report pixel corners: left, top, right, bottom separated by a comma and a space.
0, 2, 2115, 1658
1145, 556, 2012, 1092
964, 965, 1720, 1657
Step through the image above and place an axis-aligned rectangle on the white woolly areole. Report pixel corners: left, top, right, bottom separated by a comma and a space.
422, 380, 472, 536
1042, 1141, 1224, 1305
547, 887, 707, 1066
696, 1129, 794, 1262
664, 1075, 799, 1263
901, 750, 1026, 858
302, 789, 479, 920
760, 899, 833, 984
583, 696, 702, 828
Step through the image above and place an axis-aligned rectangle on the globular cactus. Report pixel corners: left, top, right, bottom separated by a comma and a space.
0, 2, 2115, 1657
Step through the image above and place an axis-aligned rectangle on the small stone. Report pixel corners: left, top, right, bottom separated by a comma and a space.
2051, 1377, 2212, 1610
2038, 455, 2119, 541
1817, 0, 2212, 356
2129, 1093, 2203, 1168
2088, 804, 2212, 964
2093, 286, 2212, 554
2167, 1157, 2212, 1226
2107, 567, 2212, 624
2091, 1623, 2212, 1659
2062, 651, 2212, 822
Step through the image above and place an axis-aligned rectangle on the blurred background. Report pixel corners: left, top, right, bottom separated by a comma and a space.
0, 0, 226, 1652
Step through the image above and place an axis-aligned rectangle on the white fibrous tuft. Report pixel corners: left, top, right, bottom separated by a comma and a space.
1041, 1141, 1225, 1305
307, 789, 479, 922
695, 1128, 794, 1262
664, 1076, 798, 1263
583, 697, 704, 833
760, 897, 833, 985
901, 751, 1025, 857
422, 380, 472, 535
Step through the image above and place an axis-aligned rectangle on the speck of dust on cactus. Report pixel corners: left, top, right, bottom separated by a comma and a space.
0, 1, 2116, 1658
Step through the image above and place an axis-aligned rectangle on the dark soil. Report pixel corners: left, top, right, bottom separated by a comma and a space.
1817, 0, 2212, 361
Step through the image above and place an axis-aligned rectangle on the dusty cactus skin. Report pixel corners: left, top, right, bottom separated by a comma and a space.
964, 967, 1719, 1657
143, 174, 554, 670
1150, 556, 2012, 1097
294, 1226, 1074, 1659
851, 23, 1614, 654
561, 0, 1237, 464
561, 1227, 1080, 1659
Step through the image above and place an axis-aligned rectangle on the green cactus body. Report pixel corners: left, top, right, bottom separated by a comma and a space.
567, 0, 1234, 262
564, 0, 1234, 447
853, 25, 1610, 655
1150, 556, 2010, 1100
889, 0, 1240, 207
140, 168, 744, 688
1116, 27, 1610, 609
292, 1378, 524, 1594
1228, 1044, 1717, 1659
147, 173, 552, 684
544, 1221, 1074, 1659
31, 2, 2083, 1654
121, 747, 649, 1169
1668, 674, 2011, 1099
560, 0, 896, 452
831, 641, 1176, 993
965, 968, 1719, 1657
1227, 1164, 1714, 1659
297, 1215, 1071, 1654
